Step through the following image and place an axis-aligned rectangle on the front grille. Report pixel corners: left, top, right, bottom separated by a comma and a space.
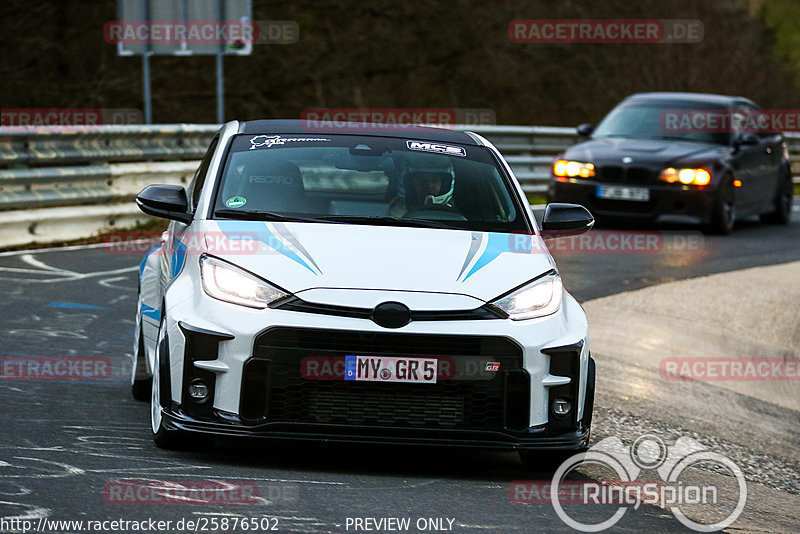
305, 387, 465, 427
597, 165, 654, 183
240, 328, 527, 431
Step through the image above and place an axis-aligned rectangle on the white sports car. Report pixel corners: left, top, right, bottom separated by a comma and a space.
132, 120, 595, 466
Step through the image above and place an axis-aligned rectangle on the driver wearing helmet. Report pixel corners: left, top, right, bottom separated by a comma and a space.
390, 170, 453, 217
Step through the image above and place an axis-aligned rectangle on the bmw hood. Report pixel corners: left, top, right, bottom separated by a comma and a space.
195, 220, 556, 305
565, 137, 725, 166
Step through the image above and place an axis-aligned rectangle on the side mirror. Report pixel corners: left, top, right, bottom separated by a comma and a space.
576, 123, 595, 137
541, 203, 594, 239
136, 185, 192, 224
734, 132, 759, 147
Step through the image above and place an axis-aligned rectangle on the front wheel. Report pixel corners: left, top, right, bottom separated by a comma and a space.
760, 171, 793, 225
706, 177, 736, 235
151, 318, 190, 449
131, 329, 151, 401
131, 288, 151, 401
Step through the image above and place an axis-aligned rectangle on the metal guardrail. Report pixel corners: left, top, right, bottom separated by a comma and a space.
0, 124, 216, 167
0, 124, 798, 248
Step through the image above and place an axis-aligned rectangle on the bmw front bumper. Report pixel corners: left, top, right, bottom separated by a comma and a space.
548, 179, 716, 225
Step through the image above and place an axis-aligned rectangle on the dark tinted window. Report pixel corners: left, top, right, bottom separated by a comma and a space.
189, 135, 219, 212
594, 100, 731, 145
212, 134, 528, 233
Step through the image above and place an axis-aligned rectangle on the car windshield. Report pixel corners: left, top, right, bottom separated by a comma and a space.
593, 101, 731, 145
212, 134, 529, 233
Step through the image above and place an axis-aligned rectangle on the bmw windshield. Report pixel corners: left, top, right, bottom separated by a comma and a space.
212, 134, 530, 233
593, 100, 731, 145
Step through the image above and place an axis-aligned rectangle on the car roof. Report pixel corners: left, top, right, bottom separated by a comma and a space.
623, 92, 756, 107
238, 119, 480, 145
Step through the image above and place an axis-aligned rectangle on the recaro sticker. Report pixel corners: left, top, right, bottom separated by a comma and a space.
249, 135, 331, 150
249, 175, 295, 185
406, 140, 467, 157
225, 196, 247, 208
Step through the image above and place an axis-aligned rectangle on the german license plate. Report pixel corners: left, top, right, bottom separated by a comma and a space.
344, 355, 437, 383
596, 185, 650, 202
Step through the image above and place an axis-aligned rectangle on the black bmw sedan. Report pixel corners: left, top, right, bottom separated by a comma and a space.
547, 92, 794, 233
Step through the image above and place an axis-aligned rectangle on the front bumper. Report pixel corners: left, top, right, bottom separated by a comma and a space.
159, 279, 593, 451
161, 407, 591, 451
548, 179, 716, 224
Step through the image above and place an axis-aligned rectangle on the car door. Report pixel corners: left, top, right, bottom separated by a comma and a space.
746, 103, 784, 211
728, 102, 773, 213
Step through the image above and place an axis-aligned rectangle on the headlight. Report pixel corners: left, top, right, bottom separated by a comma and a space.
490, 272, 563, 320
199, 255, 289, 309
554, 159, 595, 178
659, 167, 711, 186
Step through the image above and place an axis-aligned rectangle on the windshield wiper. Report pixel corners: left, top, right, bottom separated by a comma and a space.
214, 209, 329, 223
315, 215, 455, 229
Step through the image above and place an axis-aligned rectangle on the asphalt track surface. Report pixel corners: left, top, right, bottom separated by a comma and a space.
0, 209, 798, 534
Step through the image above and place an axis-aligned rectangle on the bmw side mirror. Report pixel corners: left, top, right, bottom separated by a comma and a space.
136, 185, 192, 224
541, 203, 594, 239
734, 132, 759, 147
576, 123, 595, 137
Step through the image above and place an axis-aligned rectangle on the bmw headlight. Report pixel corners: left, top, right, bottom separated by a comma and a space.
553, 159, 595, 178
199, 255, 289, 309
490, 272, 563, 320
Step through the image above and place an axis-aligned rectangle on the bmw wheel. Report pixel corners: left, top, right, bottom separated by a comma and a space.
707, 176, 736, 235
760, 170, 793, 225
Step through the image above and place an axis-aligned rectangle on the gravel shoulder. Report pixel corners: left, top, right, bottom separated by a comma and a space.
583, 261, 800, 532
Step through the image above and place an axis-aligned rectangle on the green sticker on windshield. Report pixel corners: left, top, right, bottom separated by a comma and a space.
225, 196, 247, 208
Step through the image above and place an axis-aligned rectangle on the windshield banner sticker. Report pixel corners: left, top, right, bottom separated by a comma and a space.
406, 140, 467, 157
249, 135, 331, 150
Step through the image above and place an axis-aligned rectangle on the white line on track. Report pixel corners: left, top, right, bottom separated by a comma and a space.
0, 266, 138, 284
20, 254, 78, 274
0, 241, 117, 257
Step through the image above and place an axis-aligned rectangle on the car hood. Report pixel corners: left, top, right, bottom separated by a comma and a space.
565, 137, 724, 166
194, 220, 555, 305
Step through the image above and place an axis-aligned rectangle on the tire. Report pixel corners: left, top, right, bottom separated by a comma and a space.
131, 287, 152, 401
151, 316, 190, 450
760, 171, 793, 225
706, 176, 736, 235
131, 329, 151, 401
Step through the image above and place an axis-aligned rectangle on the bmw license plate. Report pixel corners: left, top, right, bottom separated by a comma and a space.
344, 355, 437, 384
596, 185, 650, 202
